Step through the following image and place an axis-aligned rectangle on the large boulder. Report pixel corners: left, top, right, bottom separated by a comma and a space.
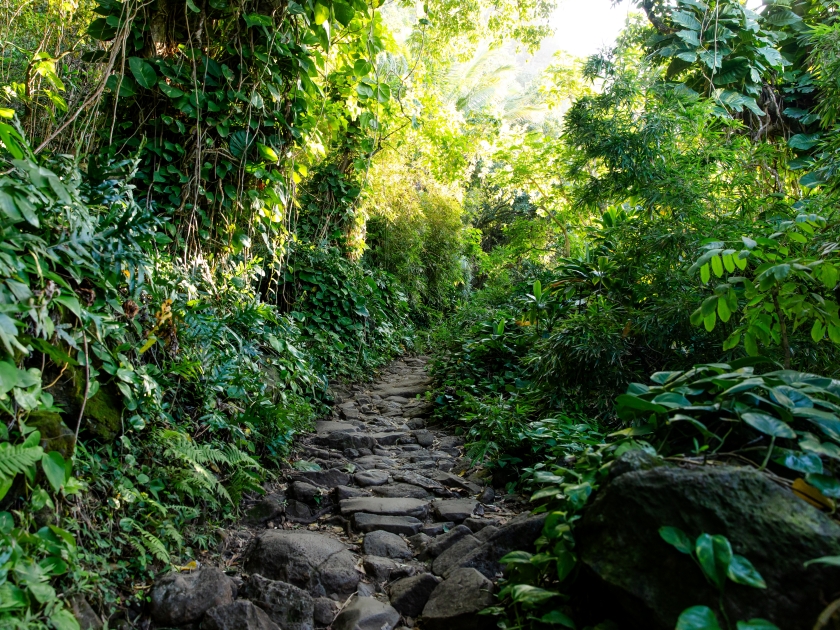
432, 513, 546, 578
242, 574, 314, 630
244, 531, 360, 598
150, 567, 236, 626
421, 568, 495, 630
574, 453, 840, 630
201, 600, 279, 630
332, 596, 400, 630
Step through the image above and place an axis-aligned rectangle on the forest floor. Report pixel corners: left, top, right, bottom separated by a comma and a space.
147, 356, 542, 630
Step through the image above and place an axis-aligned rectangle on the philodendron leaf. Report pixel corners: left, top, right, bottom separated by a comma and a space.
539, 610, 576, 628
727, 554, 767, 589
676, 606, 722, 630
615, 394, 667, 415
509, 584, 559, 606
128, 57, 157, 89
696, 534, 732, 589
659, 526, 693, 554
740, 413, 796, 439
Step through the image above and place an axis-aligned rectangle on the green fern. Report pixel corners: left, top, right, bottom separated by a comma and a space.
0, 442, 44, 480
122, 518, 171, 564
161, 432, 260, 506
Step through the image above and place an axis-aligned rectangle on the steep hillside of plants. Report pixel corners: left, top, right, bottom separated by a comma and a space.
0, 0, 550, 625
3, 0, 840, 628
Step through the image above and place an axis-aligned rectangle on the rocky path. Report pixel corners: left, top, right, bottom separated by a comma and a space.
148, 356, 544, 630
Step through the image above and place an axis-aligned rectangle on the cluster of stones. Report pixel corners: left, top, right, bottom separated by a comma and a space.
148, 357, 544, 630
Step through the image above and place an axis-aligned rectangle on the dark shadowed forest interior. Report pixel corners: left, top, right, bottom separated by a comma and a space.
2, 0, 840, 629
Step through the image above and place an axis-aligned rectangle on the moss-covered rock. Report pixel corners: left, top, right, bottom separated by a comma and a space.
50, 366, 123, 443
574, 452, 840, 629
27, 410, 75, 459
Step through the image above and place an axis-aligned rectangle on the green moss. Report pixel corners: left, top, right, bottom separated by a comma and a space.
81, 385, 122, 443
27, 410, 75, 459
57, 365, 123, 443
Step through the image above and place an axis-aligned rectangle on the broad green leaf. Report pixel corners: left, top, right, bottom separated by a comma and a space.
722, 253, 735, 273
659, 526, 693, 554
500, 551, 533, 564
313, 2, 330, 24
159, 81, 185, 98
257, 143, 279, 162
510, 584, 559, 606
781, 451, 823, 474
744, 331, 759, 356
717, 298, 731, 323
53, 294, 81, 318
740, 413, 796, 438
128, 57, 157, 90
736, 621, 780, 630
676, 606, 722, 630
41, 452, 66, 493
539, 610, 576, 628
50, 608, 81, 630
811, 319, 825, 343
704, 311, 716, 332
615, 394, 667, 415
696, 534, 731, 589
711, 255, 723, 278
701, 263, 710, 284
723, 331, 741, 351
353, 60, 372, 76
243, 13, 273, 27
333, 1, 355, 26
0, 361, 18, 395
788, 133, 821, 151
700, 295, 718, 318
690, 307, 704, 327
727, 554, 766, 589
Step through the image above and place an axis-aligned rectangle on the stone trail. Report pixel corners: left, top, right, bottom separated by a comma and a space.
148, 356, 544, 630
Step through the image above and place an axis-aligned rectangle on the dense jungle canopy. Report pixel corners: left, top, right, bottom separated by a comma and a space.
1, 0, 840, 628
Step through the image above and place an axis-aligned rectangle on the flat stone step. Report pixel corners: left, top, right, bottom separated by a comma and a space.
353, 513, 423, 535
373, 385, 429, 398
315, 421, 359, 434
433, 499, 479, 523
340, 497, 430, 519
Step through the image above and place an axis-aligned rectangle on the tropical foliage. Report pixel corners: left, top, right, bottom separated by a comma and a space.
2, 0, 840, 627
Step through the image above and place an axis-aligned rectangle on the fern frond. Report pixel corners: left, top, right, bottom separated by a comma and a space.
0, 443, 44, 479
221, 444, 259, 468
163, 523, 184, 546
129, 537, 148, 567
139, 529, 170, 563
